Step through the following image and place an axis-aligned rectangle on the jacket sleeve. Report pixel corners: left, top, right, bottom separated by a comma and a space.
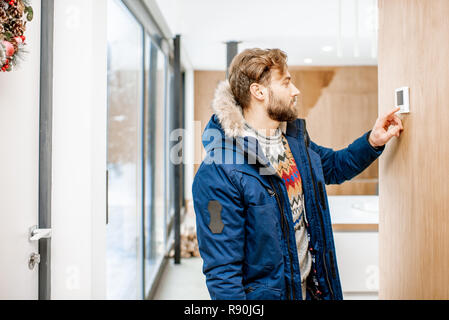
310, 130, 385, 185
192, 162, 246, 300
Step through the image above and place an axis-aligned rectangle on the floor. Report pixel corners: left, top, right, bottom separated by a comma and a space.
152, 257, 378, 300
153, 257, 210, 300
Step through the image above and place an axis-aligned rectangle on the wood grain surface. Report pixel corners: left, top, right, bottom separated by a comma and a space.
378, 0, 449, 299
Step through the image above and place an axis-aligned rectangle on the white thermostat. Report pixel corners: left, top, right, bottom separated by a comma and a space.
395, 87, 410, 114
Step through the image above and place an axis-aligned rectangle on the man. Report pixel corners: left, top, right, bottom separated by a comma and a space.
192, 48, 403, 300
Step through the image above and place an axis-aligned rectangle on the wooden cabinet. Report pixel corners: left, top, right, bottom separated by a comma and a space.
329, 196, 379, 299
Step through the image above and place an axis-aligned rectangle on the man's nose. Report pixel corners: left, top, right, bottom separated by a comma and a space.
292, 85, 300, 97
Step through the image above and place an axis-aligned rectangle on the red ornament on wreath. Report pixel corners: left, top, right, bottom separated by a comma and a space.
0, 0, 34, 72
2, 40, 14, 56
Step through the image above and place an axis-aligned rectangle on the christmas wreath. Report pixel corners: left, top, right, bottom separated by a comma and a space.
0, 0, 33, 72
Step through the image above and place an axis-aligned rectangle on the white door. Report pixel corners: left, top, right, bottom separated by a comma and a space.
0, 0, 42, 300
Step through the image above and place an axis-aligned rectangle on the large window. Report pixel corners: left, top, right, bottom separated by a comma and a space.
144, 38, 168, 294
107, 0, 177, 300
106, 0, 143, 300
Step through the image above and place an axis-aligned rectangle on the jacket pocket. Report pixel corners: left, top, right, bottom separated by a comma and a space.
244, 284, 283, 300
245, 203, 283, 274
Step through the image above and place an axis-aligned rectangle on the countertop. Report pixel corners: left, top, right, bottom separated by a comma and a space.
327, 196, 379, 232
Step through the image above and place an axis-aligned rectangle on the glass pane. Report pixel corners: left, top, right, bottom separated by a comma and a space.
106, 0, 143, 300
166, 67, 176, 230
144, 40, 167, 294
155, 47, 167, 262
143, 36, 153, 297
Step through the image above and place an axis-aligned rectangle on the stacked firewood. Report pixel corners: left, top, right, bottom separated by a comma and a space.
180, 219, 200, 258
169, 201, 200, 259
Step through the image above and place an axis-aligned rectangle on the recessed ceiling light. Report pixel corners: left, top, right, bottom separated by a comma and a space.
322, 45, 334, 52
304, 58, 313, 64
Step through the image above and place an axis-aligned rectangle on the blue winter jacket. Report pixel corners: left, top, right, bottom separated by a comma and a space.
192, 81, 385, 300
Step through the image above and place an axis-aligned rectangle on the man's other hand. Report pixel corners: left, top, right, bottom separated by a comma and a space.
369, 106, 404, 148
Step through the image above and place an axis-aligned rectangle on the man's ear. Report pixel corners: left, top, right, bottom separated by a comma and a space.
249, 83, 267, 102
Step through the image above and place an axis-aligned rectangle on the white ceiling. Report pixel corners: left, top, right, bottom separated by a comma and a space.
155, 0, 378, 70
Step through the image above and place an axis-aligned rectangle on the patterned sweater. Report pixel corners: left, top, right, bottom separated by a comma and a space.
243, 122, 312, 300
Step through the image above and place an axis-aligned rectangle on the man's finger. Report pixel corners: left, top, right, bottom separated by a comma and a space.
388, 114, 404, 130
384, 106, 401, 119
393, 115, 404, 130
395, 126, 401, 137
388, 125, 401, 139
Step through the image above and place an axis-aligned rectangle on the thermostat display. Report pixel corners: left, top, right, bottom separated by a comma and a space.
395, 87, 410, 114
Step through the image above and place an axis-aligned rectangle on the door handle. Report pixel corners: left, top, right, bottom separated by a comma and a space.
29, 225, 52, 242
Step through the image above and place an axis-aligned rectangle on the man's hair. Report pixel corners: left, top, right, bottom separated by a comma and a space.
228, 48, 288, 110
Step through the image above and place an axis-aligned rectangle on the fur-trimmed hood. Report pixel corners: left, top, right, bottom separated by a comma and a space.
210, 81, 287, 139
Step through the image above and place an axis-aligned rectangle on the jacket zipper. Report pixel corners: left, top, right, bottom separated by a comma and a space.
269, 177, 296, 300
318, 181, 327, 211
303, 132, 335, 299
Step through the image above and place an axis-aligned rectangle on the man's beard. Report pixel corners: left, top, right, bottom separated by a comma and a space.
266, 87, 299, 122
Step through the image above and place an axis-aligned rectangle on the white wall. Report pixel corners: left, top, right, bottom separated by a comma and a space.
51, 0, 107, 299
0, 0, 41, 300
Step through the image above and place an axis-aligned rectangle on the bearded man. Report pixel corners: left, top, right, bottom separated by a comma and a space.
192, 48, 403, 300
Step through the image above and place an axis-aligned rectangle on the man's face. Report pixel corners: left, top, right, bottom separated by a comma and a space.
265, 69, 301, 122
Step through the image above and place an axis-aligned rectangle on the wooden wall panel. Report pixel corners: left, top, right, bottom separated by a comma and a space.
194, 71, 226, 174
301, 67, 379, 194
378, 0, 449, 299
194, 67, 379, 196
289, 67, 336, 119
